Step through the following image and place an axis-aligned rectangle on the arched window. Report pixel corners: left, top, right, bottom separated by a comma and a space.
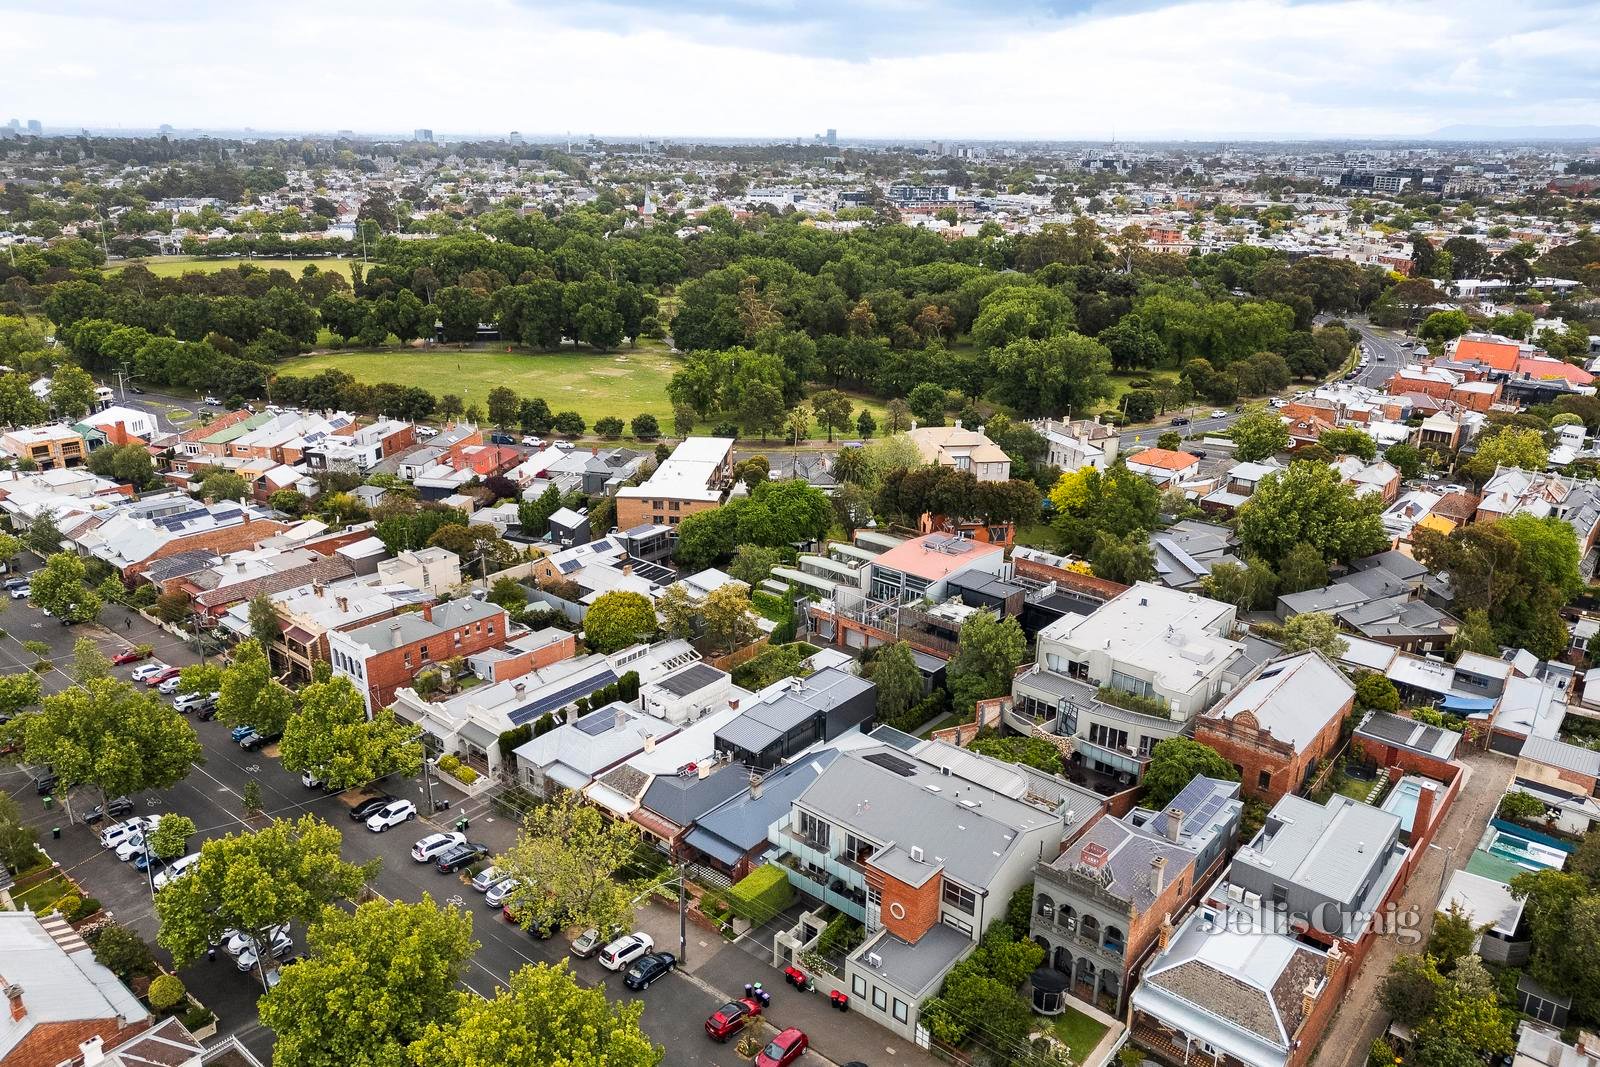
1079, 914, 1101, 942
1052, 945, 1074, 975
1036, 894, 1055, 920
1060, 904, 1077, 932
1102, 925, 1126, 955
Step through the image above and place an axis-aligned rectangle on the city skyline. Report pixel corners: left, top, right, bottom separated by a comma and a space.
6, 0, 1598, 141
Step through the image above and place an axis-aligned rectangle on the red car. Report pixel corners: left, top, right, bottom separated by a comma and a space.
704, 998, 762, 1042
145, 666, 181, 687
111, 648, 150, 666
755, 1027, 808, 1067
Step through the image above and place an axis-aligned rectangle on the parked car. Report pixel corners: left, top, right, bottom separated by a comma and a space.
98, 816, 153, 851
755, 1028, 809, 1067
157, 676, 182, 695
488, 432, 516, 445
152, 852, 199, 890
173, 690, 218, 714
484, 878, 519, 908
10, 586, 30, 600
144, 666, 182, 688
704, 998, 762, 1042
501, 903, 557, 939
470, 865, 501, 892
238, 729, 281, 751
300, 769, 330, 790
623, 951, 676, 991
569, 926, 609, 958
435, 841, 490, 873
82, 796, 135, 824
520, 436, 543, 447
598, 932, 654, 971
350, 794, 396, 822
196, 703, 220, 722
366, 799, 418, 832
235, 931, 294, 972
111, 648, 150, 666
115, 822, 161, 862
1210, 409, 1228, 418
202, 395, 221, 406
229, 724, 258, 742
2, 576, 28, 591
224, 924, 290, 958
410, 831, 467, 863
1169, 416, 1190, 426
134, 851, 168, 874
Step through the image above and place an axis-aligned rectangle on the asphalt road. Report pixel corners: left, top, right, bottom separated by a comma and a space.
0, 584, 836, 1067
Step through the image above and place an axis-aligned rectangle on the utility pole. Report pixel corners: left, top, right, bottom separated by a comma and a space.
678, 860, 688, 965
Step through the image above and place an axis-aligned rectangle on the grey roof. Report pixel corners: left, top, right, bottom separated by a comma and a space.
0, 911, 150, 1060
655, 661, 727, 698
1519, 735, 1600, 777
1235, 794, 1401, 908
640, 763, 752, 827
1202, 651, 1354, 749
344, 597, 503, 650
142, 549, 220, 583
855, 923, 973, 999
795, 744, 1058, 889
1356, 711, 1461, 760
1339, 596, 1451, 638
1350, 550, 1428, 582
687, 750, 843, 862
1046, 815, 1196, 911
1278, 582, 1371, 616
1153, 776, 1242, 841
715, 667, 872, 753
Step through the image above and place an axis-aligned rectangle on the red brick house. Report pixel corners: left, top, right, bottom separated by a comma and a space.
327, 598, 511, 713
1195, 651, 1354, 802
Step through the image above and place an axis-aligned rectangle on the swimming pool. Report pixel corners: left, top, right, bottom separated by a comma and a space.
1380, 776, 1434, 834
1484, 830, 1568, 872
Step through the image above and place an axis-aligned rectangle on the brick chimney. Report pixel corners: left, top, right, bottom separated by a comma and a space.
1150, 854, 1167, 897
1157, 913, 1174, 951
1411, 782, 1436, 841
750, 773, 764, 800
421, 603, 433, 622
3, 981, 22, 1022
1300, 978, 1319, 1022
1324, 942, 1345, 980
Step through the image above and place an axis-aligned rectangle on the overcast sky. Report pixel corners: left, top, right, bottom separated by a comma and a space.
6, 0, 1598, 140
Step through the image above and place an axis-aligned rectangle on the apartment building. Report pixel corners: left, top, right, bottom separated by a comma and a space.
330, 598, 510, 713
614, 437, 734, 530
0, 424, 87, 470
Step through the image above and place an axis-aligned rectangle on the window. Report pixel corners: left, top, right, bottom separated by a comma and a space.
1138, 735, 1158, 756
852, 974, 867, 997
1257, 769, 1272, 790
871, 986, 887, 1011
403, 654, 412, 669
1036, 894, 1055, 920
420, 645, 431, 662
487, 623, 495, 637
867, 885, 881, 907
1109, 670, 1153, 698
942, 882, 976, 915
454, 632, 462, 646
893, 998, 909, 1023
1088, 723, 1129, 751
943, 914, 973, 936
797, 811, 830, 849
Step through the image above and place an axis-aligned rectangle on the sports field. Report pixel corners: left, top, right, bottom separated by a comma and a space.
108, 255, 361, 280
282, 344, 682, 424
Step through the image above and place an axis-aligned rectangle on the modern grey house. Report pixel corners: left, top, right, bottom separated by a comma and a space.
713, 667, 877, 769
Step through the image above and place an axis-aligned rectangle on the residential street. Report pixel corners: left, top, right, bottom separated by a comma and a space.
1310, 749, 1515, 1067
0, 585, 900, 1067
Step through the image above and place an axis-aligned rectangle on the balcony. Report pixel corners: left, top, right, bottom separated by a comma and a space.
774, 852, 866, 922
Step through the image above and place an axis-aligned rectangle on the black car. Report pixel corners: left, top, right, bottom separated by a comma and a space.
435, 841, 491, 874
1170, 416, 1190, 426
34, 769, 57, 794
350, 795, 396, 822
196, 703, 219, 722
623, 951, 677, 991
82, 796, 135, 824
239, 730, 282, 751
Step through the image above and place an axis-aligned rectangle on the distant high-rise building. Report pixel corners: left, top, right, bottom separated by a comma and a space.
6, 119, 19, 131
509, 130, 523, 145
826, 128, 837, 146
413, 128, 433, 143
158, 123, 173, 135
26, 119, 41, 135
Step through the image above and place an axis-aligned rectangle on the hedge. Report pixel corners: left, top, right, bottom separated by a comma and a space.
725, 863, 794, 924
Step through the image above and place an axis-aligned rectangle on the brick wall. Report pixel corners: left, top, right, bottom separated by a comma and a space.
357, 604, 509, 710
865, 867, 943, 944
1011, 555, 1127, 601
486, 631, 577, 682
614, 495, 719, 533
1197, 697, 1348, 803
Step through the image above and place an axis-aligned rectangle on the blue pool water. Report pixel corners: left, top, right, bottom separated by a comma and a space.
1381, 778, 1427, 833
1485, 830, 1567, 872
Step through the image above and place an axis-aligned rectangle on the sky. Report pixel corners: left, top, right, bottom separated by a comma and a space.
5, 0, 1599, 140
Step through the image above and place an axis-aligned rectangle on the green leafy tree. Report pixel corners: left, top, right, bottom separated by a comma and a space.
148, 813, 195, 871
1090, 531, 1156, 584
22, 513, 64, 557
1414, 956, 1514, 1061
29, 551, 102, 623
1418, 309, 1472, 343
495, 793, 640, 936
864, 642, 923, 725
1379, 952, 1445, 1028
1201, 556, 1278, 611
411, 962, 661, 1067
1511, 869, 1600, 1018
154, 815, 377, 988
809, 389, 855, 443
0, 792, 41, 872
700, 582, 758, 654
1279, 612, 1349, 660
0, 532, 20, 570
728, 545, 785, 588
1320, 427, 1378, 462
1236, 461, 1387, 565
1499, 514, 1583, 601
486, 386, 519, 428
1049, 463, 1162, 556
1353, 671, 1400, 713
1276, 541, 1329, 595
1426, 901, 1485, 970
1384, 442, 1424, 480
48, 362, 97, 420
197, 469, 250, 502
1142, 737, 1240, 809
948, 613, 1027, 713
989, 332, 1113, 417
216, 638, 298, 735
1231, 411, 1291, 462
654, 584, 700, 640
279, 676, 423, 790
259, 896, 478, 1067
517, 484, 561, 536
1464, 427, 1547, 484
583, 590, 657, 654
248, 593, 282, 649
6, 676, 202, 820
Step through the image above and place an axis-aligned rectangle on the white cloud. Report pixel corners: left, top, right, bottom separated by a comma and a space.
1, 0, 1596, 138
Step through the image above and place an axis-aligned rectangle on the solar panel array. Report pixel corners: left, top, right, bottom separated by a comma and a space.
1155, 776, 1230, 838
863, 751, 919, 777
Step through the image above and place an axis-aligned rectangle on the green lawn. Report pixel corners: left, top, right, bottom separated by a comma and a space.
13, 872, 74, 913
1052, 1005, 1110, 1064
108, 255, 362, 280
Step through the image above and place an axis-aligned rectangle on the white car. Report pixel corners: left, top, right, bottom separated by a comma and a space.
1210, 409, 1228, 418
520, 436, 543, 447
152, 852, 199, 890
202, 395, 221, 406
157, 676, 182, 695
484, 878, 519, 908
411, 831, 467, 862
223, 923, 290, 957
598, 932, 654, 971
115, 830, 153, 862
9, 586, 28, 600
98, 816, 153, 851
173, 690, 218, 714
365, 799, 417, 832
416, 426, 439, 439
235, 930, 294, 972
130, 662, 170, 682
1269, 398, 1288, 408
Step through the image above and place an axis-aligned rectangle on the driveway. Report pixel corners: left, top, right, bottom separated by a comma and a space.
1310, 750, 1515, 1067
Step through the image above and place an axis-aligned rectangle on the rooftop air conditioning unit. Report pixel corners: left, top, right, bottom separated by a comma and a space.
910, 846, 924, 862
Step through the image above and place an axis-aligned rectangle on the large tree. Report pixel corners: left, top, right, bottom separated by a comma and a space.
583, 591, 658, 654
48, 362, 97, 420
29, 551, 102, 623
155, 815, 377, 989
948, 612, 1027, 713
1463, 426, 1547, 484
215, 638, 298, 735
1278, 612, 1349, 660
865, 641, 924, 725
1236, 461, 1386, 565
495, 793, 640, 936
259, 896, 477, 1067
1230, 412, 1290, 462
989, 331, 1113, 416
411, 962, 661, 1067
4, 677, 201, 820
279, 676, 422, 790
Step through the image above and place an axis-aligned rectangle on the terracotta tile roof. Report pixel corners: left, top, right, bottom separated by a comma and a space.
1127, 447, 1200, 470
1455, 338, 1520, 370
